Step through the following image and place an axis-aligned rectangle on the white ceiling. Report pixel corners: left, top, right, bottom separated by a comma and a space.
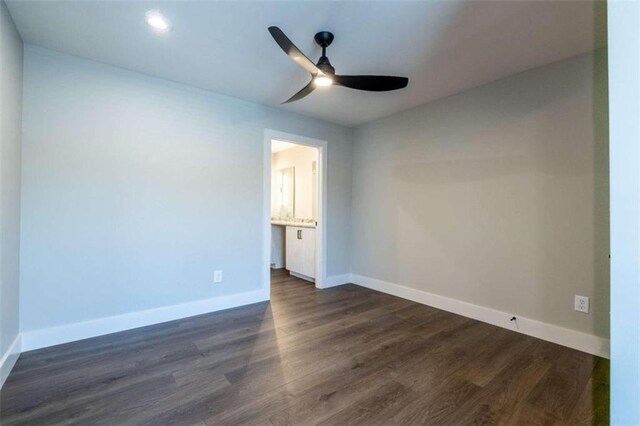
6, 1, 605, 127
271, 140, 299, 153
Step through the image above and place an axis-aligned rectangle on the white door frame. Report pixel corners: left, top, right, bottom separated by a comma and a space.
262, 129, 328, 294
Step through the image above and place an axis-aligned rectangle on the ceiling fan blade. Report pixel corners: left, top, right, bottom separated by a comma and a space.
268, 26, 320, 75
334, 75, 408, 92
282, 80, 316, 104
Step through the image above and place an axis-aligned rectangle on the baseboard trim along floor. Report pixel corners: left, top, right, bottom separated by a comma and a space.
16, 273, 609, 359
320, 274, 352, 289
0, 335, 22, 390
350, 274, 609, 358
20, 288, 269, 352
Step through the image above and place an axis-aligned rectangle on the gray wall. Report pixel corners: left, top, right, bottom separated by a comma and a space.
351, 50, 609, 338
0, 0, 23, 360
20, 46, 352, 332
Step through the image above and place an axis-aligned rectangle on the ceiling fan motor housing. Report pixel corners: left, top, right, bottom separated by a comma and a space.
314, 32, 336, 75
316, 55, 335, 75
314, 31, 334, 48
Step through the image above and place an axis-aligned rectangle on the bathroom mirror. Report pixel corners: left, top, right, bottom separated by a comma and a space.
275, 167, 295, 218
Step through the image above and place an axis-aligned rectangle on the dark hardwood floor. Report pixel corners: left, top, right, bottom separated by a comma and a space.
1, 269, 609, 425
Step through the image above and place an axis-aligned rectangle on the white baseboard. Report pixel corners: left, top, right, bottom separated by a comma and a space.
350, 274, 610, 359
0, 334, 22, 389
16, 274, 609, 358
21, 288, 269, 352
290, 271, 315, 283
319, 274, 351, 289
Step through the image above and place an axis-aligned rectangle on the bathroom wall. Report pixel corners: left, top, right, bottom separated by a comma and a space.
270, 226, 285, 269
271, 145, 318, 220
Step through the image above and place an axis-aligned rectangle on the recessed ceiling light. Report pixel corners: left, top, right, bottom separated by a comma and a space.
145, 10, 170, 31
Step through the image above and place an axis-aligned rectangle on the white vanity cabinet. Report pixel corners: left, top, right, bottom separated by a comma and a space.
285, 226, 316, 280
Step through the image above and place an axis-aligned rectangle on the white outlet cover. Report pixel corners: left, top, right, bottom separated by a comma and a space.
214, 270, 223, 283
574, 295, 589, 313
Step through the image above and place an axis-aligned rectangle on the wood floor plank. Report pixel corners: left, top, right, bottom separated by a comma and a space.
0, 270, 608, 425
567, 358, 610, 426
526, 347, 598, 421
444, 341, 553, 425
316, 380, 419, 426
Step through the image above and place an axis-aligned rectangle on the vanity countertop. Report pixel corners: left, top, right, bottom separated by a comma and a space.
271, 219, 317, 229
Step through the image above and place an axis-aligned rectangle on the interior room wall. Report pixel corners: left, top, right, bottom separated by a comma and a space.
608, 1, 640, 422
19, 46, 352, 344
0, 0, 23, 385
350, 50, 609, 344
271, 145, 318, 219
270, 225, 285, 269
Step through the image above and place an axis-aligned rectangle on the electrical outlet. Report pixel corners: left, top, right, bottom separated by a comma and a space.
214, 270, 223, 283
574, 295, 589, 313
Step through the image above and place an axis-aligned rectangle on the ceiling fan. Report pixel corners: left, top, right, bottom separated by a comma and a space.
268, 26, 409, 103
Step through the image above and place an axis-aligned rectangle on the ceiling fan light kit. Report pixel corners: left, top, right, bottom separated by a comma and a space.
268, 26, 408, 103
314, 76, 333, 87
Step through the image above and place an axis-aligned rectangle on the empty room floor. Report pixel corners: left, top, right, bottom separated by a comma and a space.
0, 270, 609, 425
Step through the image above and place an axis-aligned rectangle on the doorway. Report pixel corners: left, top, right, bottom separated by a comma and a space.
262, 129, 327, 296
